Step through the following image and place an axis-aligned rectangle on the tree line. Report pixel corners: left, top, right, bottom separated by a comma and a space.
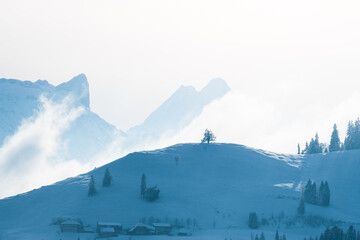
298, 118, 360, 154
305, 225, 360, 240
303, 180, 330, 207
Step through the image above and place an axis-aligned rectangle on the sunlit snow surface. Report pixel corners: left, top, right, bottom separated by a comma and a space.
1, 143, 360, 239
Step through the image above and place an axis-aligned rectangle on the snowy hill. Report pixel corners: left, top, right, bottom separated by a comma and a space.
0, 74, 122, 162
1, 143, 359, 239
125, 78, 230, 148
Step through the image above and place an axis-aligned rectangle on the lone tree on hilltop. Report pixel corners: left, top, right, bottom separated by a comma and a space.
201, 129, 216, 144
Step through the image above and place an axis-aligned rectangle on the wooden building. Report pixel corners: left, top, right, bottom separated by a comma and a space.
128, 223, 155, 235
60, 220, 82, 233
153, 223, 171, 235
99, 227, 117, 238
97, 222, 122, 234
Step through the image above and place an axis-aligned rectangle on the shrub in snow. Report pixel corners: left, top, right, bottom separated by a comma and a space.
143, 185, 160, 202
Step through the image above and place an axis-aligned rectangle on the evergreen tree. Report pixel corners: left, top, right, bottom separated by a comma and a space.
248, 212, 259, 229
298, 143, 301, 154
255, 234, 259, 240
201, 129, 216, 144
297, 199, 305, 215
140, 173, 146, 197
321, 226, 344, 240
102, 168, 112, 187
275, 230, 279, 240
329, 124, 341, 152
282, 234, 286, 240
323, 181, 330, 206
174, 154, 180, 165
303, 179, 318, 205
88, 175, 96, 196
260, 232, 265, 240
356, 231, 360, 240
345, 225, 356, 240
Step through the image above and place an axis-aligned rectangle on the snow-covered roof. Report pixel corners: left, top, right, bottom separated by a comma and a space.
61, 220, 81, 225
153, 223, 171, 227
97, 222, 122, 226
129, 223, 155, 232
100, 227, 115, 233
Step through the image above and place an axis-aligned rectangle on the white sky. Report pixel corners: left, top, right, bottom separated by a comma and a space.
1, 0, 360, 153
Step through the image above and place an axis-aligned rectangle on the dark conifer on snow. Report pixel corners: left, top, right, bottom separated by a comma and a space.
248, 212, 259, 229
345, 225, 356, 240
297, 199, 305, 215
260, 232, 265, 240
102, 168, 112, 187
140, 173, 146, 197
88, 175, 96, 196
329, 124, 341, 152
275, 230, 279, 240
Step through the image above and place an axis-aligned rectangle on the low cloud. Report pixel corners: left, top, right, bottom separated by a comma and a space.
0, 95, 90, 198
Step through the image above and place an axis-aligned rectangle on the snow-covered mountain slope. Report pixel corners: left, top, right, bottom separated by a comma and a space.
125, 78, 230, 148
1, 143, 359, 239
0, 74, 122, 162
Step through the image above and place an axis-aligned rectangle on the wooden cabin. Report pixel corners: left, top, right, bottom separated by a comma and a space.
99, 227, 117, 238
153, 223, 171, 235
97, 222, 122, 234
60, 220, 81, 233
128, 223, 155, 235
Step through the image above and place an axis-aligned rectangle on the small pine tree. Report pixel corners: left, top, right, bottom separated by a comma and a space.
88, 175, 96, 196
174, 154, 180, 165
248, 212, 259, 229
255, 234, 259, 240
298, 143, 301, 154
329, 124, 341, 152
102, 168, 112, 187
140, 173, 146, 197
275, 230, 279, 240
260, 232, 266, 240
297, 199, 305, 216
201, 129, 216, 144
323, 181, 330, 206
345, 225, 356, 240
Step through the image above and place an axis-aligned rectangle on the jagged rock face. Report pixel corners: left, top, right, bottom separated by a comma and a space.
126, 78, 230, 146
0, 74, 121, 162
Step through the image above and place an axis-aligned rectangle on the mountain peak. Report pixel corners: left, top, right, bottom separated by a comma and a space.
200, 77, 230, 101
56, 73, 90, 108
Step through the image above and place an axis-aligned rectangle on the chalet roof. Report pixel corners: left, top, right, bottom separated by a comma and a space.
61, 220, 81, 225
153, 223, 171, 227
100, 227, 115, 233
129, 223, 155, 232
97, 222, 122, 226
